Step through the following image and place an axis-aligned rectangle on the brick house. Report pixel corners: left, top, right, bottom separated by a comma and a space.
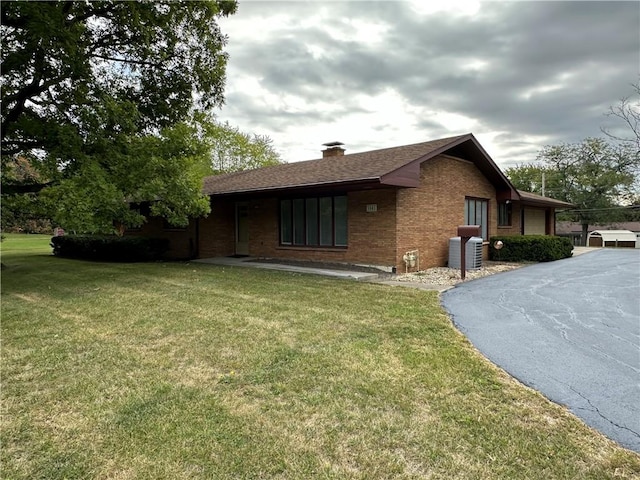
131, 133, 572, 272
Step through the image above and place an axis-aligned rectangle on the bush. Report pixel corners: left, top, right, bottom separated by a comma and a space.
489, 235, 573, 262
50, 235, 169, 262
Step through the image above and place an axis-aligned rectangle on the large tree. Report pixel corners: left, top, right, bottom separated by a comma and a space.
1, 1, 237, 232
506, 138, 638, 244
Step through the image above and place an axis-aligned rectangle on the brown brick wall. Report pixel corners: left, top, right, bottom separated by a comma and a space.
198, 199, 235, 258
240, 190, 398, 269
127, 217, 197, 260
396, 155, 497, 270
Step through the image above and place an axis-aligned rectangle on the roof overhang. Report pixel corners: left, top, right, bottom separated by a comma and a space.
208, 178, 395, 199
516, 190, 575, 208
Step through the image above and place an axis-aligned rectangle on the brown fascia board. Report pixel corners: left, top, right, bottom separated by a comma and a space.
523, 199, 575, 208
519, 198, 575, 209
207, 178, 383, 198
516, 190, 575, 208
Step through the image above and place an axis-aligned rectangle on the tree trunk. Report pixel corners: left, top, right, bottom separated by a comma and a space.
581, 223, 589, 246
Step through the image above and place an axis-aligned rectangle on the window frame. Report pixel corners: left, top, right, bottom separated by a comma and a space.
464, 197, 489, 240
498, 202, 512, 227
279, 195, 348, 248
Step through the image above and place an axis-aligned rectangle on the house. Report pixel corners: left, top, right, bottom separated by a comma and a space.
130, 133, 573, 272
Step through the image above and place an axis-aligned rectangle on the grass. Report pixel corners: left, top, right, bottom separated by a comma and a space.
2, 233, 639, 479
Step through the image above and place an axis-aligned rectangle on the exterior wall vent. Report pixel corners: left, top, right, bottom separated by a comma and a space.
448, 236, 483, 269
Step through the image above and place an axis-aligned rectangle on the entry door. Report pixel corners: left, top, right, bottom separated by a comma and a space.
235, 202, 249, 255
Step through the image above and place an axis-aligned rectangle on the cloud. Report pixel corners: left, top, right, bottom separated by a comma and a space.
218, 1, 639, 166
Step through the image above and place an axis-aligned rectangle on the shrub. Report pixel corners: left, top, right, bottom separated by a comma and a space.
489, 235, 573, 262
50, 235, 169, 262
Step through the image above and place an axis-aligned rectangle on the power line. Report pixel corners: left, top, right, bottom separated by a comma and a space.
566, 205, 640, 213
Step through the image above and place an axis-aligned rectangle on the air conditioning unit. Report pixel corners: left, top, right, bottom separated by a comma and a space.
448, 236, 483, 270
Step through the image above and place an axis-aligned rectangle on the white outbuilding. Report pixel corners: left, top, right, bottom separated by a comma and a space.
587, 230, 639, 248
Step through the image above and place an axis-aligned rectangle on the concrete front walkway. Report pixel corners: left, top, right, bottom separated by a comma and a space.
192, 256, 381, 281
194, 247, 603, 289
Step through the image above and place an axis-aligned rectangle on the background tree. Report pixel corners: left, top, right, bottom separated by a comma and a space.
503, 164, 560, 198
602, 80, 640, 200
602, 79, 640, 152
1, 1, 237, 233
507, 138, 638, 244
201, 118, 282, 174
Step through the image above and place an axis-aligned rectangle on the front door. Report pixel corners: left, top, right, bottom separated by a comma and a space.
235, 202, 249, 255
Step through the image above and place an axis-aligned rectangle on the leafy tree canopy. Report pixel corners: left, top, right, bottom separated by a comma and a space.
1, 0, 237, 155
39, 119, 213, 233
1, 0, 237, 233
200, 117, 282, 175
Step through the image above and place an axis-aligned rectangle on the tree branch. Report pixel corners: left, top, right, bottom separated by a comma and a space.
91, 53, 164, 68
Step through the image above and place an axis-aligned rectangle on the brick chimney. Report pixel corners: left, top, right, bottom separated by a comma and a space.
322, 141, 345, 158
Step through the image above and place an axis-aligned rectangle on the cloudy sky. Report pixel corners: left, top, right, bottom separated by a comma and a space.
216, 1, 639, 169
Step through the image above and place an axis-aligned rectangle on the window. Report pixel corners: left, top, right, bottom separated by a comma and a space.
305, 198, 318, 245
280, 200, 292, 244
464, 197, 488, 240
334, 196, 348, 246
498, 202, 512, 227
280, 195, 348, 247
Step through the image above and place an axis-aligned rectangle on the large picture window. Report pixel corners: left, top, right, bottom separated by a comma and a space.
464, 197, 488, 240
280, 195, 348, 247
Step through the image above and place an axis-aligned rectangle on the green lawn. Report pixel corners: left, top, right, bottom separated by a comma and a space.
2, 233, 639, 479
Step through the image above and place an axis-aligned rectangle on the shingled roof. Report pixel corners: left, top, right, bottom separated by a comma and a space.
202, 133, 511, 196
201, 133, 569, 209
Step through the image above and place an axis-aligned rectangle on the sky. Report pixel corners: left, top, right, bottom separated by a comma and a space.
216, 0, 639, 170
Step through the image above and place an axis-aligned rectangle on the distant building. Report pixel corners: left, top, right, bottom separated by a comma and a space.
556, 221, 640, 246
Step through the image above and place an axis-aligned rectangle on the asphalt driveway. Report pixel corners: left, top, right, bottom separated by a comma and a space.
441, 249, 640, 452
